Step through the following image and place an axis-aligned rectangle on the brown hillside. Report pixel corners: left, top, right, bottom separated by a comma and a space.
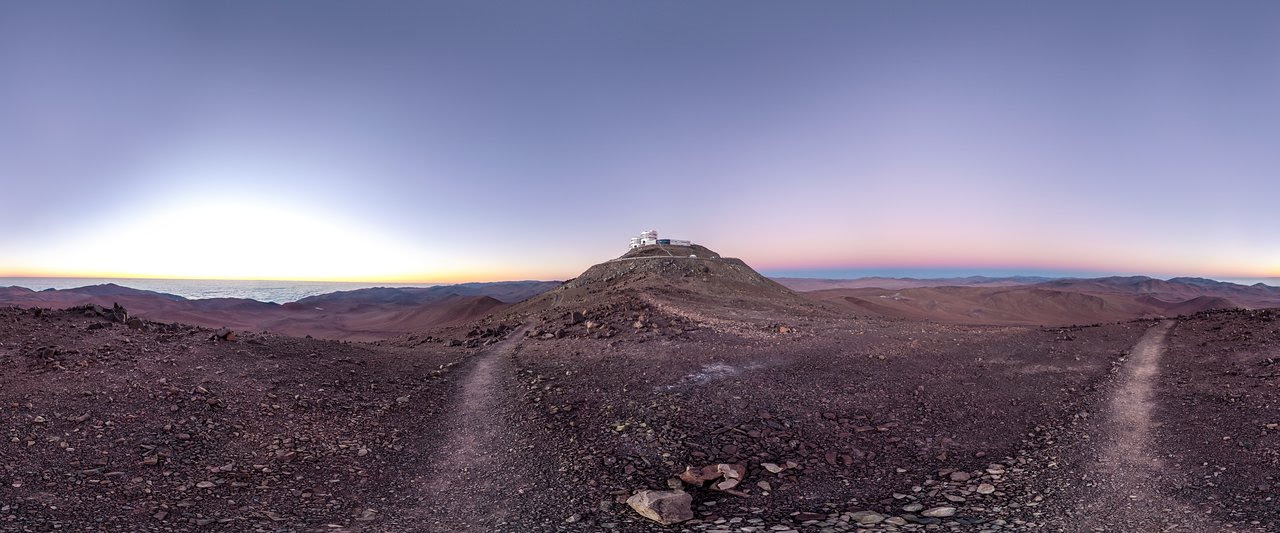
0, 282, 554, 341
806, 285, 1238, 326
500, 245, 821, 340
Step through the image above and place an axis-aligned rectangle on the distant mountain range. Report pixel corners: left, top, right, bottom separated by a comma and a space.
4, 273, 1279, 336
787, 275, 1280, 326
772, 276, 1059, 291
0, 281, 560, 341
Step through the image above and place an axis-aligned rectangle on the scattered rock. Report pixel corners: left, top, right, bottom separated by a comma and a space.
679, 465, 720, 485
716, 463, 746, 480
921, 506, 956, 518
626, 490, 693, 525
680, 463, 746, 490
211, 328, 237, 342
849, 511, 886, 525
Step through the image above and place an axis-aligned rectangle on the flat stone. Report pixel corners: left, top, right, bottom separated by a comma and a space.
627, 490, 693, 525
921, 506, 956, 518
848, 511, 885, 525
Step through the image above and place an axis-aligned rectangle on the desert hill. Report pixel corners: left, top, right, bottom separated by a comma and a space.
501, 244, 821, 340
566, 244, 799, 301
805, 286, 1226, 326
0, 281, 558, 341
793, 276, 1280, 326
1041, 276, 1280, 307
774, 275, 1055, 292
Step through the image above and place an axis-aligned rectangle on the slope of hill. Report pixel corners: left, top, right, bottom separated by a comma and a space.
501, 244, 821, 339
0, 305, 484, 532
774, 275, 1055, 291
803, 277, 1273, 326
1044, 276, 1280, 308
0, 281, 557, 340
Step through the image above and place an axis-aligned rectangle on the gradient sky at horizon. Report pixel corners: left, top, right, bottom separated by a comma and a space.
2, 1, 1278, 282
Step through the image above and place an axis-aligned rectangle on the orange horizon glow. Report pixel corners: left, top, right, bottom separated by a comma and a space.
748, 256, 1280, 279
0, 267, 562, 285
5, 255, 1277, 284
3, 195, 1275, 284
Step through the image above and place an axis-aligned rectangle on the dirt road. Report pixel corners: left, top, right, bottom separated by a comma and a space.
1074, 320, 1225, 532
413, 325, 528, 531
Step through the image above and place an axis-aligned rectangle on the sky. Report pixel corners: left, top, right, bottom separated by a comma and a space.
1, 1, 1278, 283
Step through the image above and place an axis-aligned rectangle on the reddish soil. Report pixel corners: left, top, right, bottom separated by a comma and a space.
796, 276, 1280, 327
806, 285, 1243, 327
0, 306, 475, 531
1068, 321, 1219, 531
0, 282, 557, 341
1154, 310, 1280, 528
2, 248, 1278, 532
774, 276, 1048, 292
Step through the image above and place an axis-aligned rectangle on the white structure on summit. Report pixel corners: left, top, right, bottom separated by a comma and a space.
629, 229, 692, 249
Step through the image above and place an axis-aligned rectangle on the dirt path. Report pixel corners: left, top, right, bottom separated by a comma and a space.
1073, 320, 1223, 531
413, 326, 528, 531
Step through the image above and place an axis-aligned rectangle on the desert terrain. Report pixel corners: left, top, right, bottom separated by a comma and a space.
2, 245, 1277, 532
0, 282, 557, 341
794, 277, 1280, 327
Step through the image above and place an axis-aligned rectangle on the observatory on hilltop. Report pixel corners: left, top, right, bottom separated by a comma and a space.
628, 229, 692, 249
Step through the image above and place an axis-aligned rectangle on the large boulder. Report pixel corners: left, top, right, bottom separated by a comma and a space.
626, 490, 693, 525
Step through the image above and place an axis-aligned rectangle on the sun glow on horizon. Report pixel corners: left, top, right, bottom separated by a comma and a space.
4, 195, 1276, 283
0, 198, 544, 284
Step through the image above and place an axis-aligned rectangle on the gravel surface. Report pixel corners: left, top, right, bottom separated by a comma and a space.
2, 256, 1278, 532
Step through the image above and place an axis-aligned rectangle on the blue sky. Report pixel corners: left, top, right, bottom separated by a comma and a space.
1, 1, 1277, 281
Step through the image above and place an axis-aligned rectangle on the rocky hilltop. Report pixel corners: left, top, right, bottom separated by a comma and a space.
503, 244, 820, 342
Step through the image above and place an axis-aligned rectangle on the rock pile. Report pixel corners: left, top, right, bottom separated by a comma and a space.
679, 463, 749, 493
210, 327, 237, 342
524, 297, 700, 342
68, 302, 130, 323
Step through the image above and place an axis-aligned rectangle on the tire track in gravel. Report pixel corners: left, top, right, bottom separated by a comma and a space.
413, 325, 529, 531
1074, 319, 1226, 532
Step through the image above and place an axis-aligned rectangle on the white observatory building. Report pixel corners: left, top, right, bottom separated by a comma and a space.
629, 229, 691, 249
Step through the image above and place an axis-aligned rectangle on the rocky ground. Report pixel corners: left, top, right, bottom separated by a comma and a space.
3, 251, 1279, 532
0, 305, 479, 532
1153, 310, 1280, 528
497, 304, 1140, 532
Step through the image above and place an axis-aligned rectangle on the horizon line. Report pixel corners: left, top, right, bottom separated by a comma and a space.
3, 272, 1278, 285
0, 273, 560, 285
